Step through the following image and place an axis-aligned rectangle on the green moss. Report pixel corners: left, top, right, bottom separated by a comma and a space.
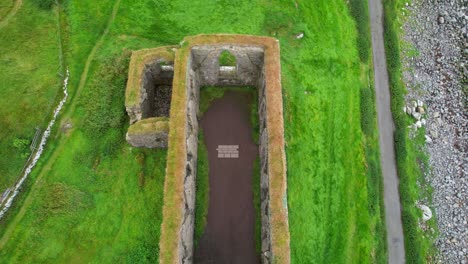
218, 50, 237, 66
253, 157, 261, 254
127, 118, 170, 135
194, 129, 209, 246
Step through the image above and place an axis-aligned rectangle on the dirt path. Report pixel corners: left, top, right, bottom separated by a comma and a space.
194, 91, 259, 264
368, 0, 406, 263
0, 0, 121, 249
0, 0, 22, 30
62, 0, 121, 119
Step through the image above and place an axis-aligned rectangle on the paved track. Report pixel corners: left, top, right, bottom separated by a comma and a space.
368, 0, 406, 263
194, 91, 259, 264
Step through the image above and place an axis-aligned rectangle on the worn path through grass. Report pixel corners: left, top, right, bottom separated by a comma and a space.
0, 0, 121, 250
63, 0, 121, 120
368, 0, 405, 262
0, 0, 22, 29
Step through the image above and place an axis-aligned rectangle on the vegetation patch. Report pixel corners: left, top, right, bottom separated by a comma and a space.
194, 129, 208, 246
252, 156, 261, 254
0, 0, 14, 19
218, 50, 237, 66
348, 0, 371, 62
127, 117, 169, 135
383, 0, 438, 262
0, 0, 62, 193
0, 50, 166, 262
31, 0, 57, 10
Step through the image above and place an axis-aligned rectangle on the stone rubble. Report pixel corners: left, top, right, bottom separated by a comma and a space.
401, 0, 467, 263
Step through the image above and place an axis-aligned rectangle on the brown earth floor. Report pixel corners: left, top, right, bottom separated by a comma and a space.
194, 91, 259, 264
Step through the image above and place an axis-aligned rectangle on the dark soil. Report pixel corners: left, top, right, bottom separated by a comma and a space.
194, 91, 259, 264
153, 84, 172, 117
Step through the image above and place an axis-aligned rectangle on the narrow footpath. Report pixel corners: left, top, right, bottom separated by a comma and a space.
0, 0, 22, 30
368, 0, 406, 263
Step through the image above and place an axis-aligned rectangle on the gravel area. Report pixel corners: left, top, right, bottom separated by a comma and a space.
400, 0, 467, 263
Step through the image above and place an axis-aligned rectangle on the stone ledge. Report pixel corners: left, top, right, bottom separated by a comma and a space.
125, 46, 176, 124
126, 117, 169, 148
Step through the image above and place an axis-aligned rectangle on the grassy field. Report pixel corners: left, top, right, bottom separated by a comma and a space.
0, 0, 385, 262
280, 1, 385, 262
383, 0, 438, 262
0, 0, 14, 19
0, 0, 62, 193
0, 49, 167, 263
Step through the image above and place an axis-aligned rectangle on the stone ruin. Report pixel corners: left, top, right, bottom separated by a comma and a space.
125, 47, 175, 148
125, 35, 290, 264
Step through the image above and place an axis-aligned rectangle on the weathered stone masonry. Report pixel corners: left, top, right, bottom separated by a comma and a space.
125, 47, 175, 148
125, 35, 290, 264
179, 45, 267, 263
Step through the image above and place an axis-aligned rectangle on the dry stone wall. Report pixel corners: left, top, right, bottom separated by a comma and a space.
177, 45, 275, 263
125, 48, 174, 148
191, 45, 264, 86
179, 56, 201, 263
151, 35, 289, 264
257, 68, 273, 263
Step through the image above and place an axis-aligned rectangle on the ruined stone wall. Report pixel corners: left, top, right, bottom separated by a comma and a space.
125, 47, 175, 149
125, 117, 169, 148
176, 45, 274, 263
158, 35, 289, 264
140, 61, 173, 119
191, 45, 264, 87
257, 68, 273, 263
178, 54, 201, 263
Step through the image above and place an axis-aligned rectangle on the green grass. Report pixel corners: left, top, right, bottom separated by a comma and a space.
0, 0, 386, 262
360, 74, 388, 263
218, 50, 237, 66
198, 87, 225, 116
194, 129, 209, 246
0, 0, 62, 192
281, 1, 385, 262
383, 0, 438, 262
348, 0, 371, 62
252, 156, 261, 254
0, 0, 14, 18
0, 50, 166, 263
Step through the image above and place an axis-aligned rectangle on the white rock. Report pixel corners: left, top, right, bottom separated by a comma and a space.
413, 112, 422, 120
407, 106, 413, 115
296, 33, 304, 39
417, 106, 425, 114
419, 205, 433, 221
416, 121, 422, 128
425, 135, 433, 143
417, 100, 424, 107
